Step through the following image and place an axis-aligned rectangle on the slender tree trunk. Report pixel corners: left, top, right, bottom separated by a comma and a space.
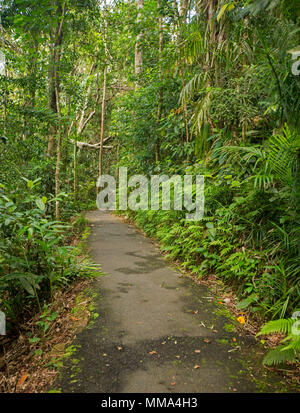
77, 61, 96, 135
52, 2, 66, 218
156, 0, 163, 162
207, 0, 217, 71
47, 1, 65, 158
55, 81, 62, 219
180, 69, 189, 144
73, 143, 77, 200
28, 36, 38, 108
98, 0, 109, 178
99, 66, 107, 177
135, 0, 144, 87
115, 141, 120, 183
179, 0, 189, 23
47, 49, 58, 157
0, 16, 7, 135
177, 0, 189, 156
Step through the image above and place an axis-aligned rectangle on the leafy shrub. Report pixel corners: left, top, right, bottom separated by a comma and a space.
0, 181, 95, 327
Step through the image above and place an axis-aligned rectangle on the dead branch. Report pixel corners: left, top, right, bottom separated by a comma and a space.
70, 138, 113, 150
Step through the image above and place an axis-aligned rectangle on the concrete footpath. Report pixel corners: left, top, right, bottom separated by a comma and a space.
57, 211, 289, 393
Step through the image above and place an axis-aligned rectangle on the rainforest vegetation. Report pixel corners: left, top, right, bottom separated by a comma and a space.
0, 0, 300, 368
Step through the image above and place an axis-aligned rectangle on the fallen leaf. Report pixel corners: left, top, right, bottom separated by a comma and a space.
194, 365, 200, 369
117, 346, 122, 351
149, 350, 157, 355
17, 373, 28, 388
170, 382, 176, 386
194, 349, 201, 353
203, 339, 211, 343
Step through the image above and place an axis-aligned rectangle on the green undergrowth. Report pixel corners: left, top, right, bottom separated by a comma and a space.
117, 202, 299, 366
117, 205, 299, 323
0, 180, 98, 333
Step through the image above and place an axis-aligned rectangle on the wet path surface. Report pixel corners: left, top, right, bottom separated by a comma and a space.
57, 212, 288, 393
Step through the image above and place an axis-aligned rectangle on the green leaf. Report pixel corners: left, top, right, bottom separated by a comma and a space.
29, 337, 41, 344
28, 227, 33, 240
27, 180, 34, 189
19, 277, 35, 296
217, 3, 234, 22
36, 198, 45, 211
237, 296, 255, 310
17, 226, 29, 237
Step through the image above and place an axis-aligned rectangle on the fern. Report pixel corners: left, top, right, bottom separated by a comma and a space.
267, 125, 300, 184
262, 347, 297, 366
257, 318, 295, 336
257, 317, 300, 365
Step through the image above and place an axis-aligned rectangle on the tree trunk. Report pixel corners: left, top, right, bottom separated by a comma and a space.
135, 0, 144, 87
99, 66, 107, 177
98, 0, 109, 178
53, 2, 66, 218
179, 0, 189, 23
55, 81, 62, 219
207, 0, 217, 69
180, 69, 189, 144
156, 0, 163, 163
0, 16, 7, 135
77, 61, 96, 135
73, 143, 77, 200
47, 1, 65, 158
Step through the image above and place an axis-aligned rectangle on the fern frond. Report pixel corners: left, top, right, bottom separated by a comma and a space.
282, 335, 300, 352
263, 346, 297, 366
267, 125, 300, 183
257, 318, 295, 336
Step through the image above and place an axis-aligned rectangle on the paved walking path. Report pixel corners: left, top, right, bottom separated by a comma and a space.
58, 211, 288, 393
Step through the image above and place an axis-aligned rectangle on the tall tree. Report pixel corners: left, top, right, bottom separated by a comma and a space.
98, 0, 109, 177
47, 1, 66, 158
135, 0, 144, 87
155, 0, 164, 162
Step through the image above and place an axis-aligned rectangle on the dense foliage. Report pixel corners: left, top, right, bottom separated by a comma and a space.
0, 0, 299, 364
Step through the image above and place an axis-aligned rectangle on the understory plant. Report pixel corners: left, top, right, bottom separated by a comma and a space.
0, 180, 96, 329
257, 316, 300, 365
